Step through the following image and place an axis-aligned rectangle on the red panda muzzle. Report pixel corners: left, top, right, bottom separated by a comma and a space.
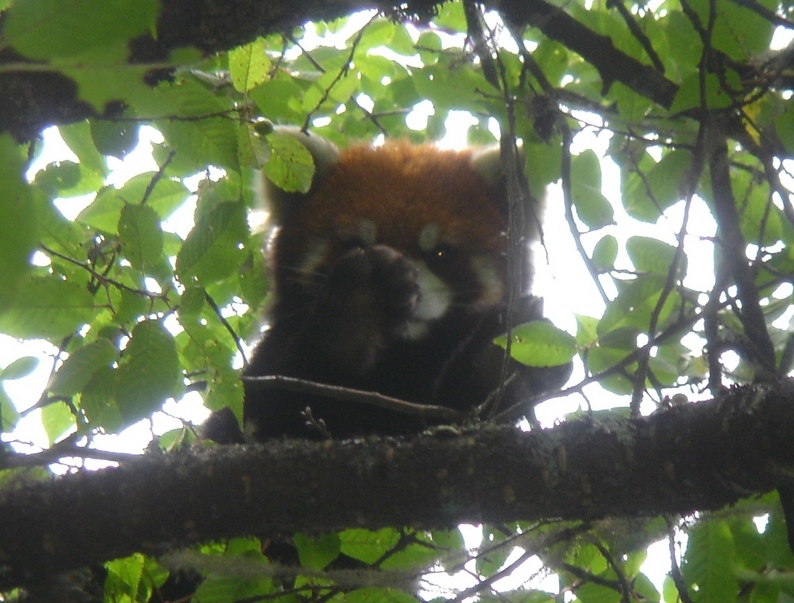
310, 244, 421, 373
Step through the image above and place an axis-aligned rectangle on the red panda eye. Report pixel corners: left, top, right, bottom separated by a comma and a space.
340, 236, 366, 251
426, 243, 457, 265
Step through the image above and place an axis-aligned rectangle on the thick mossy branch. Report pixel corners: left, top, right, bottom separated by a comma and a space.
2, 380, 794, 589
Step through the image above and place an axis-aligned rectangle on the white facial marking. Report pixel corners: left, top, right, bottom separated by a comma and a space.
418, 223, 440, 253
298, 241, 329, 286
358, 219, 377, 247
404, 260, 452, 340
470, 255, 505, 307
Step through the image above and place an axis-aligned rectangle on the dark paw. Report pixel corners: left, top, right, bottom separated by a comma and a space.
327, 245, 419, 328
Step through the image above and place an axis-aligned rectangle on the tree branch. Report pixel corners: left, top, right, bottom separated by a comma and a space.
2, 379, 794, 589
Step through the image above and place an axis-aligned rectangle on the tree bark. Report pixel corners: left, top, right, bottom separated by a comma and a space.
2, 379, 794, 590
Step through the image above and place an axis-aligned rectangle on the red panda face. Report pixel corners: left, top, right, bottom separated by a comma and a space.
270, 142, 509, 341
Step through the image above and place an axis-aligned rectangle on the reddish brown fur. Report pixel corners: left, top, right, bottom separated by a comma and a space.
275, 142, 507, 270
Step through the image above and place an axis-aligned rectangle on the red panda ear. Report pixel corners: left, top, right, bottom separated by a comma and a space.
469, 144, 506, 190
469, 143, 544, 243
257, 127, 341, 224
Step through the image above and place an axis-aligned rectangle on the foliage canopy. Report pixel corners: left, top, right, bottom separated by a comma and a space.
1, 0, 794, 601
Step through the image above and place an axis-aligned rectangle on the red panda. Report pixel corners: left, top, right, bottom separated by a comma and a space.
204, 129, 568, 442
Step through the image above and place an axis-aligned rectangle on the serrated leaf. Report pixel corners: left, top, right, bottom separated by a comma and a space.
116, 320, 180, 425
229, 38, 270, 92
249, 79, 305, 124
176, 202, 248, 285
0, 277, 95, 340
49, 339, 118, 397
80, 364, 123, 432
118, 204, 164, 272
262, 131, 316, 193
494, 322, 577, 367
682, 519, 737, 603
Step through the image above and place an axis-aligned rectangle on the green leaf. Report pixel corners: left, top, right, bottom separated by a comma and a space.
0, 277, 95, 340
433, 1, 467, 31
380, 529, 465, 571
203, 373, 244, 424
67, 61, 165, 113
80, 364, 123, 432
77, 187, 126, 233
494, 322, 577, 367
118, 204, 164, 272
623, 150, 691, 222
34, 161, 89, 198
104, 553, 155, 603
416, 31, 442, 66
60, 121, 109, 175
571, 150, 614, 229
339, 528, 401, 564
0, 135, 38, 311
344, 588, 418, 603
670, 73, 734, 113
4, 0, 158, 60
261, 130, 316, 193
176, 202, 249, 285
293, 532, 341, 570
574, 581, 622, 603
49, 339, 118, 397
591, 235, 618, 272
41, 400, 75, 445
1, 389, 20, 432
0, 356, 40, 381
229, 38, 271, 92
130, 81, 239, 172
626, 236, 681, 277
682, 519, 738, 603
90, 119, 140, 160
115, 320, 180, 425
575, 314, 600, 347
249, 78, 306, 123
179, 286, 206, 316
598, 275, 678, 336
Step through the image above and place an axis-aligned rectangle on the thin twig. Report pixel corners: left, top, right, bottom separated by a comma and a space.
242, 375, 465, 422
